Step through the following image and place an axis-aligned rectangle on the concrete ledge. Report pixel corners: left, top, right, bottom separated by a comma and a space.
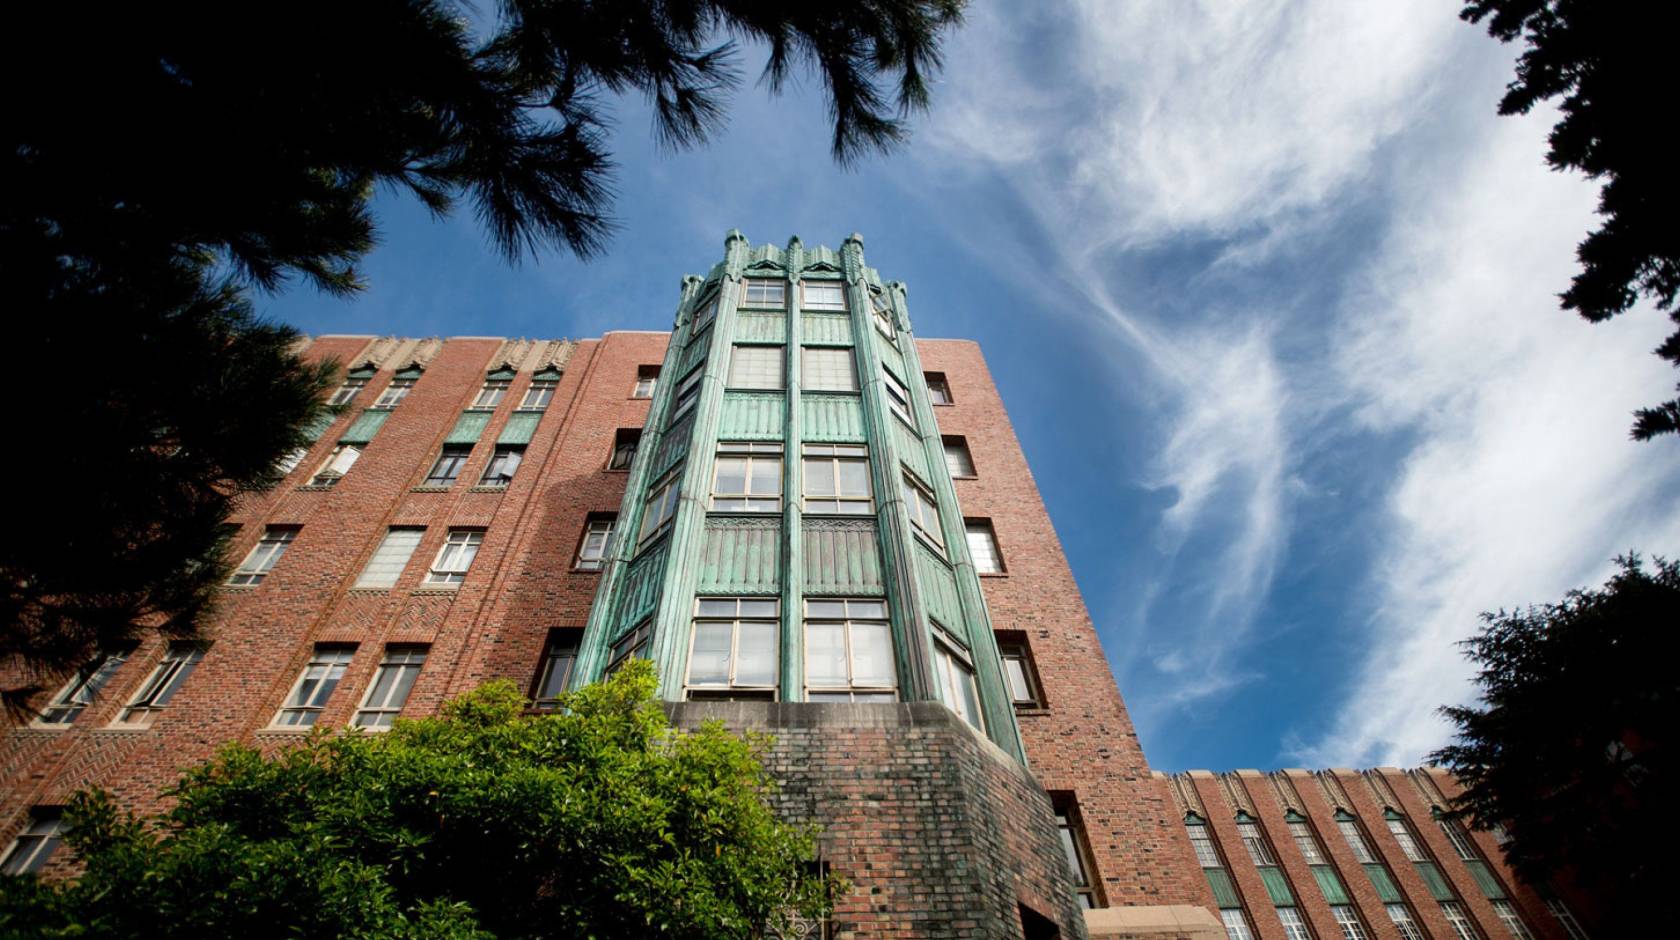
1084, 905, 1224, 939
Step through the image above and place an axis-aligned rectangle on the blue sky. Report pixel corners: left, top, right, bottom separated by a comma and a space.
265, 0, 1680, 772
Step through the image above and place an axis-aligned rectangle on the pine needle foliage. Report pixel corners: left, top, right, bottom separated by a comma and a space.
0, 662, 836, 939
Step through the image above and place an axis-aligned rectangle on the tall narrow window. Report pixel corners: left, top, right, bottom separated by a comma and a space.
931, 628, 983, 731
0, 812, 63, 876
1385, 813, 1427, 862
1490, 900, 1535, 940
355, 528, 424, 589
802, 347, 858, 392
1220, 910, 1256, 940
606, 621, 653, 674
691, 297, 717, 332
1545, 899, 1590, 940
37, 651, 128, 725
870, 289, 897, 341
273, 645, 355, 727
1236, 815, 1278, 867
728, 345, 785, 389
741, 278, 786, 309
1385, 905, 1425, 940
965, 520, 1004, 573
115, 642, 207, 727
608, 428, 641, 470
1287, 813, 1326, 864
711, 442, 782, 511
803, 599, 895, 701
229, 526, 297, 585
1187, 818, 1224, 867
686, 598, 779, 700
637, 468, 683, 546
1330, 906, 1370, 940
574, 515, 615, 571
374, 377, 415, 409
531, 630, 581, 709
472, 377, 510, 409
1337, 812, 1377, 863
801, 281, 846, 311
882, 368, 915, 427
479, 445, 524, 486
1053, 796, 1101, 909
943, 436, 976, 478
310, 443, 361, 486
632, 365, 660, 399
999, 641, 1042, 707
1436, 812, 1479, 861
925, 372, 952, 405
276, 447, 309, 476
902, 476, 944, 548
424, 530, 483, 585
352, 646, 427, 729
1276, 908, 1311, 940
802, 444, 872, 513
1439, 901, 1479, 940
521, 370, 561, 410
425, 445, 472, 486
329, 374, 368, 406
669, 368, 703, 423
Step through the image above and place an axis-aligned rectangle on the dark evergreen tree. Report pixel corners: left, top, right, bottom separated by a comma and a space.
1463, 1, 1680, 439
1432, 555, 1678, 934
1, 0, 965, 705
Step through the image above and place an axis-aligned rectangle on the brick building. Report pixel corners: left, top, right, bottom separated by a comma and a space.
1, 233, 1587, 939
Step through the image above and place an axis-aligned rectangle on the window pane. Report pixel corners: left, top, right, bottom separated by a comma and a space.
739, 598, 778, 617
735, 621, 778, 686
697, 598, 737, 617
729, 346, 784, 389
689, 623, 732, 685
356, 528, 423, 589
837, 459, 870, 496
804, 458, 836, 496
850, 622, 894, 686
803, 348, 858, 391
749, 458, 781, 495
805, 623, 847, 684
1004, 655, 1033, 702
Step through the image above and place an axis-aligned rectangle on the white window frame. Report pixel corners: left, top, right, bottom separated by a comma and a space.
1436, 814, 1479, 861
882, 368, 915, 428
710, 442, 783, 512
1490, 900, 1535, 940
471, 380, 510, 410
741, 278, 786, 309
802, 598, 896, 701
36, 651, 128, 725
931, 629, 984, 731
1277, 907, 1311, 940
531, 629, 582, 709
1055, 802, 1099, 909
965, 519, 1004, 574
1237, 818, 1278, 867
479, 445, 524, 487
999, 641, 1041, 707
1386, 905, 1425, 940
1187, 819, 1223, 868
1288, 817, 1326, 865
1545, 899, 1590, 940
354, 527, 425, 589
870, 289, 897, 341
728, 344, 785, 390
229, 527, 297, 586
272, 646, 356, 727
424, 529, 483, 585
328, 378, 366, 407
0, 815, 63, 876
1386, 815, 1427, 863
943, 436, 976, 478
925, 371, 952, 405
520, 380, 557, 410
1221, 909, 1256, 940
801, 444, 873, 514
632, 366, 659, 399
685, 597, 780, 699
1440, 901, 1479, 940
800, 280, 847, 311
1330, 905, 1370, 940
902, 475, 944, 550
801, 346, 859, 392
574, 516, 614, 571
114, 642, 206, 728
351, 646, 427, 729
1338, 815, 1377, 863
309, 443, 361, 486
374, 378, 415, 409
637, 467, 683, 547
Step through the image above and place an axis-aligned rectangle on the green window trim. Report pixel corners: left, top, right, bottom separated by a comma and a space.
498, 411, 542, 445
487, 367, 517, 381
303, 412, 335, 443
1205, 868, 1242, 909
339, 409, 390, 445
445, 410, 492, 445
1463, 859, 1506, 899
532, 367, 563, 382
1413, 861, 1455, 901
346, 366, 377, 380
1259, 867, 1295, 906
394, 365, 424, 380
1363, 863, 1402, 902
1311, 865, 1350, 905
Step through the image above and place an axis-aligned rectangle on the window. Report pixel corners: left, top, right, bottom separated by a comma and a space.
425, 445, 472, 486
686, 598, 779, 699
691, 296, 717, 331
1054, 797, 1100, 909
802, 347, 858, 392
531, 630, 581, 709
670, 368, 703, 423
1491, 900, 1534, 940
925, 372, 952, 404
1336, 813, 1377, 863
37, 651, 128, 725
999, 641, 1042, 707
609, 428, 641, 470
1385, 813, 1427, 862
802, 444, 873, 513
965, 520, 1004, 574
1187, 817, 1223, 867
801, 280, 846, 311
1330, 906, 1370, 940
902, 475, 944, 548
229, 526, 297, 586
574, 515, 615, 571
276, 447, 309, 476
425, 529, 483, 585
1, 813, 63, 876
637, 468, 683, 546
310, 443, 361, 486
1436, 813, 1479, 861
1287, 814, 1326, 865
352, 646, 427, 729
374, 378, 415, 409
741, 278, 786, 309
328, 377, 367, 406
803, 598, 896, 700
1236, 816, 1278, 867
114, 642, 206, 727
1385, 905, 1425, 940
273, 645, 355, 727
521, 372, 560, 410
355, 528, 423, 589
870, 289, 896, 341
1440, 901, 1479, 940
1545, 898, 1590, 940
728, 345, 784, 389
479, 445, 524, 486
1221, 909, 1256, 940
472, 379, 509, 409
711, 442, 782, 512
632, 365, 660, 399
606, 621, 653, 674
1277, 907, 1311, 940
943, 436, 976, 477
883, 368, 915, 427
931, 629, 983, 730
